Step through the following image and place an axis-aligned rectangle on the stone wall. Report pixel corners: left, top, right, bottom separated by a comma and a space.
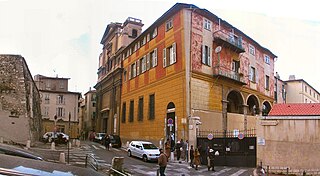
0, 55, 42, 144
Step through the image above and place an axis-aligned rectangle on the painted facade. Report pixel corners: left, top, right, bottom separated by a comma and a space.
0, 55, 42, 144
116, 3, 277, 146
34, 74, 81, 138
284, 77, 320, 103
95, 17, 143, 135
80, 89, 96, 139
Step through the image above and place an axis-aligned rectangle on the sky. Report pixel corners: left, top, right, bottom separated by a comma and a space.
0, 0, 319, 94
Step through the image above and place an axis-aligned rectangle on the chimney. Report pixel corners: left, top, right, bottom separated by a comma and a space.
289, 75, 295, 80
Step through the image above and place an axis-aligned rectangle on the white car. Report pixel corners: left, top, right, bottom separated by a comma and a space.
127, 141, 160, 162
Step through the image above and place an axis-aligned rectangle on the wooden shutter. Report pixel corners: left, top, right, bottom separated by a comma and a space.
208, 46, 211, 66
136, 60, 140, 76
146, 54, 150, 70
163, 48, 167, 68
202, 45, 205, 64
172, 42, 176, 63
154, 48, 158, 67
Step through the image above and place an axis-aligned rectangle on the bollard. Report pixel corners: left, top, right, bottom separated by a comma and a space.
51, 142, 55, 150
76, 139, 80, 147
0, 137, 3, 143
126, 141, 129, 148
72, 139, 76, 146
112, 157, 124, 171
68, 142, 72, 149
59, 152, 66, 163
286, 168, 289, 176
267, 166, 269, 176
170, 152, 174, 162
26, 140, 31, 149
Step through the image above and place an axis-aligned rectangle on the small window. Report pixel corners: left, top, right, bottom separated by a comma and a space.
163, 43, 176, 67
152, 28, 157, 39
264, 55, 270, 64
140, 56, 147, 73
204, 19, 211, 30
232, 60, 240, 73
132, 29, 138, 38
129, 100, 134, 122
138, 97, 144, 121
249, 45, 255, 56
131, 62, 136, 78
249, 67, 256, 82
123, 70, 127, 82
150, 48, 158, 68
149, 94, 155, 120
265, 75, 270, 90
305, 85, 307, 92
165, 18, 173, 31
121, 102, 126, 123
202, 45, 211, 66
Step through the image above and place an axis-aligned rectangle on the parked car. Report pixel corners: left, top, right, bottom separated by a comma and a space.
109, 134, 122, 148
42, 132, 69, 144
94, 133, 106, 144
127, 141, 160, 162
0, 143, 43, 161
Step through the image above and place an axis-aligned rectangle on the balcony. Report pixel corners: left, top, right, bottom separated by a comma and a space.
213, 31, 245, 53
213, 68, 246, 85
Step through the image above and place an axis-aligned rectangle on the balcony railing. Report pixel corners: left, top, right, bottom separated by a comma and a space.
213, 31, 245, 53
213, 68, 246, 85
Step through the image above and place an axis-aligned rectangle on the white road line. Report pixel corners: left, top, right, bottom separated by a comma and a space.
211, 168, 232, 175
229, 169, 247, 176
92, 145, 100, 150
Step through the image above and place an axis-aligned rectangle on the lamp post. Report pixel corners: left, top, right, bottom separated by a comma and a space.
68, 112, 71, 164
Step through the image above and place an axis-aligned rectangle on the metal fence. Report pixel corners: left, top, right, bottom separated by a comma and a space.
197, 129, 256, 138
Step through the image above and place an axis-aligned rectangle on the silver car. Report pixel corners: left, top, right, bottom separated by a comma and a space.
127, 141, 160, 162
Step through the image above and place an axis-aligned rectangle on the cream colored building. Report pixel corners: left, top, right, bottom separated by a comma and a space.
34, 75, 81, 138
285, 75, 320, 103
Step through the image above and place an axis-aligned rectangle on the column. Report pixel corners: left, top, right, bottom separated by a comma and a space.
242, 104, 249, 135
221, 100, 228, 137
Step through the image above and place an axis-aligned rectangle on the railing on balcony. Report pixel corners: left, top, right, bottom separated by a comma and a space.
213, 67, 246, 85
213, 30, 245, 53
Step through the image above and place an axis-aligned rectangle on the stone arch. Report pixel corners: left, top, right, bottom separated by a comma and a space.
246, 94, 260, 115
262, 101, 272, 116
227, 90, 244, 114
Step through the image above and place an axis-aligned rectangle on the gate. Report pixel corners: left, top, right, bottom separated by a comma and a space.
197, 129, 256, 167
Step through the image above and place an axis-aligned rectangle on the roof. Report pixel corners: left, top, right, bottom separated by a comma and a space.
269, 103, 320, 116
284, 79, 320, 95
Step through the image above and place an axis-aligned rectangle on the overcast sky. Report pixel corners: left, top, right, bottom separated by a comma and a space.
0, 0, 319, 94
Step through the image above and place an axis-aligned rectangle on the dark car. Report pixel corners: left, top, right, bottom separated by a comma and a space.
109, 134, 121, 148
0, 143, 43, 161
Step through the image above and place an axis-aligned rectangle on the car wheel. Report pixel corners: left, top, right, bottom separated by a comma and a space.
128, 150, 132, 157
142, 155, 148, 162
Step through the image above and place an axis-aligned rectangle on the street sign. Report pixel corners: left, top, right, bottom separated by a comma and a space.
167, 118, 173, 125
238, 133, 244, 140
207, 133, 213, 140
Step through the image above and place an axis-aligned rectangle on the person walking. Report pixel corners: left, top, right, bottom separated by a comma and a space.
206, 146, 210, 170
164, 140, 171, 160
158, 148, 168, 176
189, 145, 194, 168
105, 134, 110, 151
175, 140, 181, 161
194, 148, 201, 170
208, 148, 215, 171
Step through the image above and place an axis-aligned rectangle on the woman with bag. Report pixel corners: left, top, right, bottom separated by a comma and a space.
194, 148, 201, 170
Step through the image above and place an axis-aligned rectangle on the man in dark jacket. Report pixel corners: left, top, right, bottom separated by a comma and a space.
158, 148, 168, 176
208, 148, 215, 171
189, 145, 194, 168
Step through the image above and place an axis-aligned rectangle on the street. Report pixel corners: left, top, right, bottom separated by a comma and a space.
66, 141, 256, 176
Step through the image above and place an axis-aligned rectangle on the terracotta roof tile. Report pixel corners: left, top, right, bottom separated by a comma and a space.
269, 103, 320, 116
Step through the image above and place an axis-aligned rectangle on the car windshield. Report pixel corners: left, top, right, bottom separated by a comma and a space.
142, 143, 158, 149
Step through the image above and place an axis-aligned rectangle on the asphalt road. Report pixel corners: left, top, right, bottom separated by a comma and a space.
79, 141, 256, 176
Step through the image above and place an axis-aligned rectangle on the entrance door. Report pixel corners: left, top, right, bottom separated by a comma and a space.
166, 102, 176, 148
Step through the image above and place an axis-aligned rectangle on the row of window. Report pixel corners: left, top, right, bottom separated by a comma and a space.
249, 45, 270, 64
249, 66, 270, 90
121, 94, 155, 123
44, 94, 66, 105
304, 85, 319, 100
43, 107, 66, 117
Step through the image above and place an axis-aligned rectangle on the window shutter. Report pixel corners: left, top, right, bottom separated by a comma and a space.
128, 66, 131, 79
249, 66, 252, 81
63, 97, 66, 104
163, 48, 167, 68
202, 45, 205, 64
63, 108, 65, 117
56, 107, 58, 116
136, 60, 140, 76
208, 46, 211, 66
154, 48, 158, 67
172, 43, 176, 63
146, 54, 150, 70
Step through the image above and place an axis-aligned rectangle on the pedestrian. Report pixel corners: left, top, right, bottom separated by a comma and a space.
206, 146, 210, 170
158, 148, 168, 176
208, 148, 215, 171
189, 145, 194, 168
105, 134, 110, 151
185, 140, 189, 162
194, 148, 201, 170
164, 140, 171, 160
253, 165, 266, 176
175, 140, 181, 161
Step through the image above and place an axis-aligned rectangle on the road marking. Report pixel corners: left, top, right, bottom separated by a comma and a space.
92, 145, 99, 150
211, 168, 231, 175
229, 169, 247, 176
